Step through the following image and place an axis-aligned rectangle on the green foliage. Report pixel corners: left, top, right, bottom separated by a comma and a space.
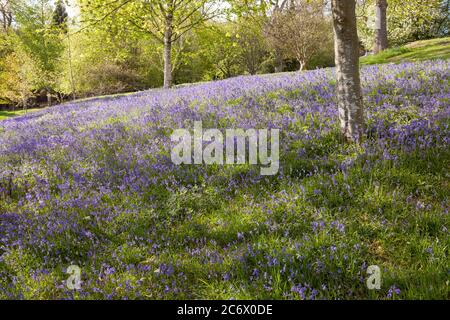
174, 20, 269, 83
200, 24, 245, 80
52, 0, 68, 32
67, 27, 161, 96
15, 0, 65, 88
235, 19, 269, 75
1, 0, 448, 105
0, 33, 35, 105
0, 0, 68, 105
357, 0, 449, 49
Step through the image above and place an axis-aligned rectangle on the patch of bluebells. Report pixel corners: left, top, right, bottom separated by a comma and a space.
387, 285, 401, 299
0, 60, 449, 299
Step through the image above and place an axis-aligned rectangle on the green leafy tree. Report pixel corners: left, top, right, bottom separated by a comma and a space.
0, 33, 36, 107
80, 0, 222, 88
15, 0, 65, 92
236, 19, 268, 75
357, 0, 449, 48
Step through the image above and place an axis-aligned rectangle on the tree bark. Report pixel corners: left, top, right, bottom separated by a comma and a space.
298, 60, 305, 72
163, 13, 173, 89
0, 5, 11, 32
374, 0, 388, 54
331, 0, 365, 143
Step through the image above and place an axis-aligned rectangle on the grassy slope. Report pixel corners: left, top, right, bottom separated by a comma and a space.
1, 61, 448, 300
0, 108, 41, 121
1, 41, 449, 300
2, 38, 448, 122
361, 37, 450, 65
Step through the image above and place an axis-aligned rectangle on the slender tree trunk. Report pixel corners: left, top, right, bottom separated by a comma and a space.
163, 14, 173, 89
298, 59, 305, 71
331, 0, 365, 143
272, 3, 284, 73
1, 10, 6, 31
374, 0, 388, 54
274, 49, 284, 73
67, 31, 76, 100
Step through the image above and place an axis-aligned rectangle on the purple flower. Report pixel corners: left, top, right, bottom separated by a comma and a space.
387, 285, 401, 298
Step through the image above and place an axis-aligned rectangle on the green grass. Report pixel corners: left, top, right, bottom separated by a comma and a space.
361, 37, 450, 65
0, 108, 42, 121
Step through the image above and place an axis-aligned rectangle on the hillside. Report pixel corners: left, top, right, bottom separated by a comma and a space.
0, 60, 449, 299
2, 37, 449, 122
0, 108, 42, 121
361, 37, 450, 65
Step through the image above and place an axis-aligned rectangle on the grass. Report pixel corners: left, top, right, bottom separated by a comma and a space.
0, 108, 41, 121
361, 37, 450, 65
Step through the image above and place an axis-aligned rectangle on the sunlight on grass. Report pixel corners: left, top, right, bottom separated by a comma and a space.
361, 37, 450, 65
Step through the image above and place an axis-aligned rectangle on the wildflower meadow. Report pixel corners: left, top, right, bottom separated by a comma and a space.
0, 60, 448, 299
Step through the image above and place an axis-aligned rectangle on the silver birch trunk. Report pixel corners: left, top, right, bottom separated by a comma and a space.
163, 13, 173, 89
374, 0, 388, 54
331, 0, 365, 143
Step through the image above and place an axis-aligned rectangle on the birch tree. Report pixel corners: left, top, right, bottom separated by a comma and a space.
81, 0, 221, 88
331, 0, 364, 142
129, 0, 221, 88
373, 0, 388, 53
266, 0, 331, 71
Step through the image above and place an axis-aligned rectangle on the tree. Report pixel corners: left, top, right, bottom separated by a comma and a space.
357, 0, 448, 48
387, 0, 449, 44
0, 0, 67, 106
231, 0, 293, 72
236, 20, 268, 75
373, 0, 388, 53
331, 0, 364, 143
266, 0, 332, 71
200, 24, 243, 79
0, 43, 35, 107
266, 0, 290, 72
66, 16, 159, 96
15, 0, 65, 89
81, 0, 221, 88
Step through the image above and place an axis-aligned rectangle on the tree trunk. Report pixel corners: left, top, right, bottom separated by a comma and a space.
298, 60, 305, 72
1, 11, 5, 31
331, 0, 365, 143
163, 14, 173, 89
274, 49, 284, 73
374, 0, 388, 54
67, 32, 76, 100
